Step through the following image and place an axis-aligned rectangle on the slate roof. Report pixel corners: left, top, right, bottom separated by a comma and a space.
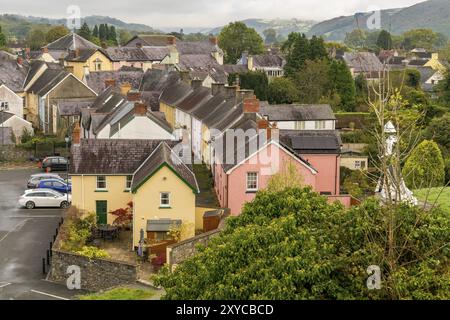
176, 40, 223, 55
175, 86, 212, 113
260, 104, 336, 121
65, 49, 98, 62
223, 64, 248, 74
132, 142, 199, 193
103, 47, 150, 62
46, 33, 100, 51
58, 100, 94, 116
147, 219, 182, 232
342, 52, 384, 73
70, 139, 179, 175
415, 67, 437, 84
85, 70, 144, 94
178, 54, 227, 83
0, 51, 29, 92
139, 68, 180, 92
408, 59, 428, 66
27, 69, 69, 96
142, 47, 170, 61
279, 130, 342, 154
23, 60, 46, 89
160, 82, 193, 106
0, 111, 15, 124
141, 91, 162, 111
253, 54, 286, 69
126, 35, 175, 47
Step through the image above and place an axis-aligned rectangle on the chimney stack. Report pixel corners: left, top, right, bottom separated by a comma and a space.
16, 56, 23, 65
180, 70, 191, 84
209, 36, 218, 46
42, 47, 49, 53
237, 89, 255, 103
257, 119, 277, 141
191, 78, 203, 90
105, 79, 116, 88
134, 102, 148, 116
121, 83, 133, 96
127, 90, 141, 102
243, 97, 260, 114
72, 122, 81, 145
224, 85, 237, 99
211, 83, 225, 96
167, 36, 176, 45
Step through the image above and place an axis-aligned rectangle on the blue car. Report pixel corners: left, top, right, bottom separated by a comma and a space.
37, 179, 72, 194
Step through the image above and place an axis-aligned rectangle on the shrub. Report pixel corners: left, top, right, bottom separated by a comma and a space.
76, 246, 110, 259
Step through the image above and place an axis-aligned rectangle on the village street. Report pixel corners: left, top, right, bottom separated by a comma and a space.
0, 168, 84, 300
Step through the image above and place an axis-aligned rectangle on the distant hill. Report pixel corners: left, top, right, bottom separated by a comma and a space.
191, 18, 317, 38
308, 0, 450, 41
0, 13, 157, 41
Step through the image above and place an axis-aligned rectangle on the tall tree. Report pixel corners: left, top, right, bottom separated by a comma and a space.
218, 22, 264, 64
0, 26, 6, 48
267, 77, 299, 104
263, 28, 277, 44
26, 28, 47, 50
107, 25, 117, 45
92, 25, 99, 38
282, 33, 310, 77
46, 25, 69, 43
328, 60, 356, 111
77, 22, 91, 40
377, 30, 393, 50
293, 59, 331, 104
99, 24, 107, 41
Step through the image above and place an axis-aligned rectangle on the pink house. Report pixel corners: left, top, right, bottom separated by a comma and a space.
212, 116, 319, 216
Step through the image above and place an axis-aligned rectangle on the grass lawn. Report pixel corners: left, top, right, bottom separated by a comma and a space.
78, 287, 155, 300
414, 187, 450, 213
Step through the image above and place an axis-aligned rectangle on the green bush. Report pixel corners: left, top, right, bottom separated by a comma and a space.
76, 246, 110, 259
59, 207, 97, 253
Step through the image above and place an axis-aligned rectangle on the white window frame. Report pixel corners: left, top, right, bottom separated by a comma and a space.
160, 192, 171, 208
96, 176, 107, 190
125, 175, 133, 190
246, 172, 259, 192
0, 101, 9, 111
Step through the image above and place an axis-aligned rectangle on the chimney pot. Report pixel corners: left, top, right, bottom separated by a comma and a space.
209, 36, 218, 46
105, 79, 116, 89
134, 102, 147, 116
243, 97, 260, 113
191, 79, 203, 90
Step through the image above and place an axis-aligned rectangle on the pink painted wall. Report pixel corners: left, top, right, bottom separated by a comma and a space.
301, 154, 340, 196
215, 144, 317, 216
327, 195, 352, 208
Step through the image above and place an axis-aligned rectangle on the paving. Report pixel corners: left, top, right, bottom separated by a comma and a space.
0, 168, 85, 300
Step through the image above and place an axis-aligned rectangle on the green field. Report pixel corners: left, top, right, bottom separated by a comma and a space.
414, 188, 450, 213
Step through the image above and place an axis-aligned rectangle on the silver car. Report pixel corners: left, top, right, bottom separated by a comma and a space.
19, 189, 72, 209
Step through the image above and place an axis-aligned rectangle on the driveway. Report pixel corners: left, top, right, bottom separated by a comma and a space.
0, 168, 85, 300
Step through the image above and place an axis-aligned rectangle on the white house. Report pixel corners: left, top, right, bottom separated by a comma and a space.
0, 111, 34, 143
0, 84, 24, 118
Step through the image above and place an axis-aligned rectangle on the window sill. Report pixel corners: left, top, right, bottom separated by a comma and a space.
246, 190, 258, 194
95, 190, 108, 193
159, 206, 172, 209
124, 189, 131, 192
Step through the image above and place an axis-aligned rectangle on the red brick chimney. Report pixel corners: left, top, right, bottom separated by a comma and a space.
72, 122, 81, 145
243, 98, 260, 113
257, 119, 277, 141
16, 56, 23, 65
127, 90, 141, 102
209, 36, 218, 46
134, 102, 147, 116
105, 79, 116, 88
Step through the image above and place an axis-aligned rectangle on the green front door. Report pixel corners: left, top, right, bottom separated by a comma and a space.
96, 200, 107, 225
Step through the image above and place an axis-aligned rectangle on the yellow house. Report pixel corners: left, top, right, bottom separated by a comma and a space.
424, 53, 446, 72
70, 137, 199, 249
65, 49, 113, 80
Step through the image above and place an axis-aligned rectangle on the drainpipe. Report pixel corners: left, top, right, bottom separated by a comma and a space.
81, 174, 85, 210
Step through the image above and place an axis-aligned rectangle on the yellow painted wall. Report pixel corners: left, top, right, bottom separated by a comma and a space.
425, 58, 445, 72
201, 125, 211, 165
159, 102, 176, 127
132, 166, 196, 248
340, 156, 369, 171
195, 206, 218, 232
67, 51, 113, 80
24, 92, 39, 127
71, 175, 132, 224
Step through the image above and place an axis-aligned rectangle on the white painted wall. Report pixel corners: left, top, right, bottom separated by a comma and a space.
276, 120, 335, 130
96, 124, 111, 138
175, 109, 192, 131
192, 117, 202, 160
110, 116, 175, 140
0, 85, 24, 118
2, 115, 34, 142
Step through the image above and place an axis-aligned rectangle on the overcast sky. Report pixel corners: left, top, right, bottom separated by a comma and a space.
1, 0, 427, 28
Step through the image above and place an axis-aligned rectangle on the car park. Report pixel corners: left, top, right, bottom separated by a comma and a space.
41, 156, 69, 172
19, 189, 71, 209
37, 179, 72, 193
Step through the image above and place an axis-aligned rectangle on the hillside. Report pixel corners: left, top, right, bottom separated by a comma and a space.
308, 0, 450, 41
204, 18, 317, 38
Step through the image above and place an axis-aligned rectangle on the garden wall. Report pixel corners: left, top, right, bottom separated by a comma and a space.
49, 249, 139, 292
0, 145, 32, 162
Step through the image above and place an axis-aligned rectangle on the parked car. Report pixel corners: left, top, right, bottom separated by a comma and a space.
37, 179, 71, 193
27, 173, 62, 188
19, 189, 71, 209
41, 157, 68, 172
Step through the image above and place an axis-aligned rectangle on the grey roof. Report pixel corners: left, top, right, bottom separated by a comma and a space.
252, 54, 286, 69
0, 111, 15, 124
140, 68, 180, 92
70, 139, 178, 175
147, 219, 182, 232
0, 51, 29, 92
342, 52, 384, 73
175, 86, 212, 113
176, 40, 223, 55
125, 35, 176, 47
160, 82, 193, 106
178, 54, 227, 83
65, 49, 98, 62
142, 47, 170, 61
103, 47, 150, 62
85, 70, 144, 94
132, 142, 199, 193
408, 59, 428, 66
415, 67, 437, 85
46, 33, 100, 51
23, 60, 46, 89
58, 100, 94, 116
223, 64, 248, 74
260, 104, 336, 121
27, 69, 69, 96
279, 130, 342, 154
141, 91, 162, 111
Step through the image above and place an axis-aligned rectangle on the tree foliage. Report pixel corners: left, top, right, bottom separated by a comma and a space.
45, 25, 69, 43
77, 22, 92, 41
0, 26, 6, 48
218, 22, 264, 64
238, 71, 269, 101
154, 187, 450, 300
267, 77, 298, 104
403, 140, 445, 189
377, 30, 393, 50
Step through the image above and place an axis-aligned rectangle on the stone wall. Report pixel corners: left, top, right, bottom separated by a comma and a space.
49, 249, 139, 292
166, 229, 222, 267
0, 145, 33, 162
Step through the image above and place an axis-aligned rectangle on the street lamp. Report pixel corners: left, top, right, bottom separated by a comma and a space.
65, 135, 70, 204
